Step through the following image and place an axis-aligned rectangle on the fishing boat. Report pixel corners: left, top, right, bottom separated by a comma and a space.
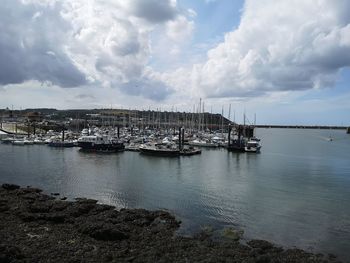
77, 134, 124, 152
227, 138, 246, 152
244, 139, 261, 153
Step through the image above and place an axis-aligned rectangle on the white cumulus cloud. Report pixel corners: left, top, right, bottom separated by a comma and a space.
178, 0, 350, 98
0, 0, 195, 101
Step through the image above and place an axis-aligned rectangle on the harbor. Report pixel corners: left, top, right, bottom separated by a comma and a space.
0, 108, 264, 155
1, 127, 349, 261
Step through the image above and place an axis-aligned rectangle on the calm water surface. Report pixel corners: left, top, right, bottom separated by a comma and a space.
1, 128, 350, 260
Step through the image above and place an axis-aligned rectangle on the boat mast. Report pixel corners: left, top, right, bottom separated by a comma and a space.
221, 106, 224, 138
202, 101, 205, 131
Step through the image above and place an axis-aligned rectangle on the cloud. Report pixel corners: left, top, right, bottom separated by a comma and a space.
3, 0, 349, 108
166, 15, 194, 42
118, 68, 173, 101
120, 0, 178, 23
184, 0, 350, 98
0, 0, 192, 101
0, 0, 86, 87
74, 94, 96, 101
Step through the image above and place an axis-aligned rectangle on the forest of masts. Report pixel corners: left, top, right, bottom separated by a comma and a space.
97, 99, 256, 133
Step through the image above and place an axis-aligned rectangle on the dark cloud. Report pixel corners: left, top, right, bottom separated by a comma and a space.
128, 0, 178, 23
0, 0, 86, 87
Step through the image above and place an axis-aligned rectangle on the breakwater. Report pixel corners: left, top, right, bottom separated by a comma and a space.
256, 125, 346, 130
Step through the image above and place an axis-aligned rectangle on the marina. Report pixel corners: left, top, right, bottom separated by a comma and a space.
0, 108, 266, 155
0, 128, 350, 260
1, 1, 350, 261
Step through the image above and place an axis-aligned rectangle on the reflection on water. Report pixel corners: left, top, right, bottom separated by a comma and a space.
0, 128, 350, 260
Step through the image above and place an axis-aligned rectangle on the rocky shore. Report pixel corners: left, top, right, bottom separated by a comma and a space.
0, 184, 342, 263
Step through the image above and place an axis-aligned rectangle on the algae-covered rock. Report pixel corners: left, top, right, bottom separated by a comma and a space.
222, 227, 244, 241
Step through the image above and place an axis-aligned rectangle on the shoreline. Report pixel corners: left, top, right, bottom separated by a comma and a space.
0, 184, 342, 262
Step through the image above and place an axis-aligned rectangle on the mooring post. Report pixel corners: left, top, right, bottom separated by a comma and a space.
182, 127, 185, 148
178, 127, 182, 150
228, 124, 231, 147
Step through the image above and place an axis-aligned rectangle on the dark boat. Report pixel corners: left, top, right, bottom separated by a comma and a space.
48, 140, 75, 148
227, 139, 246, 152
227, 124, 245, 152
78, 135, 124, 152
139, 143, 180, 157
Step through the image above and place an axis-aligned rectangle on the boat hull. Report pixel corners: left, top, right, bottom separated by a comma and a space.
78, 141, 125, 152
139, 147, 180, 157
49, 141, 75, 148
244, 146, 261, 153
180, 149, 201, 156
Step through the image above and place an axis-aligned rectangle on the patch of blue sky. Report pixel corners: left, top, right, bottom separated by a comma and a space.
148, 0, 244, 70
179, 0, 244, 44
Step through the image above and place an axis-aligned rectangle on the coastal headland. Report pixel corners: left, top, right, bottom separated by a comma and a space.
0, 184, 342, 262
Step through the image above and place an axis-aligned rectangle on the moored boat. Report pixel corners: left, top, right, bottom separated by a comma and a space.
139, 143, 180, 157
180, 146, 201, 156
227, 139, 246, 152
125, 142, 141, 152
12, 140, 25, 146
1, 137, 15, 144
188, 139, 219, 148
48, 140, 75, 148
244, 140, 261, 153
78, 134, 124, 152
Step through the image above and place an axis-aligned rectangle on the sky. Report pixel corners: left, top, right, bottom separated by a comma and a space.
0, 0, 350, 125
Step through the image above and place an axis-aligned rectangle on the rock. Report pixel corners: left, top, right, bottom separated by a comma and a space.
0, 244, 24, 263
23, 187, 43, 193
222, 227, 244, 241
2, 184, 20, 191
75, 198, 98, 204
328, 253, 337, 259
0, 204, 10, 212
28, 203, 52, 213
79, 223, 129, 241
247, 240, 274, 251
0, 184, 343, 262
51, 201, 69, 211
256, 254, 272, 263
17, 212, 39, 222
51, 192, 60, 196
42, 213, 66, 223
0, 199, 9, 212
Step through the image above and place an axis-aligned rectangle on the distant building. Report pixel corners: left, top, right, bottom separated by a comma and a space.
25, 112, 43, 122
